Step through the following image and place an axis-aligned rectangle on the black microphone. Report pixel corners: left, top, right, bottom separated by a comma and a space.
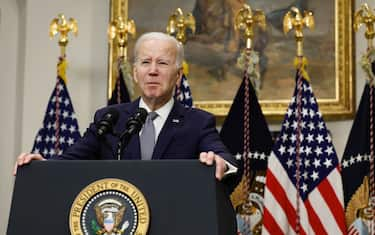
117, 108, 148, 159
124, 108, 148, 137
96, 108, 120, 137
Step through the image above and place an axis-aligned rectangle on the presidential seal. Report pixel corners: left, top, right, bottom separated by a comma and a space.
69, 178, 150, 235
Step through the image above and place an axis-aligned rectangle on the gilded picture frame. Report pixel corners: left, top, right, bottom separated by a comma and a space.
108, 0, 354, 121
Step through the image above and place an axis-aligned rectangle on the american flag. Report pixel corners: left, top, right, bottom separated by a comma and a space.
175, 73, 193, 108
262, 71, 346, 234
31, 57, 81, 159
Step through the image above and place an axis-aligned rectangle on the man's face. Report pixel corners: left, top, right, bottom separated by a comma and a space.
133, 39, 182, 106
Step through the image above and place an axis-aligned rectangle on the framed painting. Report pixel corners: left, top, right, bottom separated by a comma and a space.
109, 0, 354, 121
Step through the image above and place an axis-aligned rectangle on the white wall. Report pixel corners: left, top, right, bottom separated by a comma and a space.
0, 0, 369, 233
21, 0, 109, 152
0, 0, 24, 233
0, 0, 108, 233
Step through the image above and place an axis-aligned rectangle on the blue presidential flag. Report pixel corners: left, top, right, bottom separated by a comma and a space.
341, 51, 375, 235
342, 83, 375, 235
108, 57, 131, 105
220, 72, 272, 235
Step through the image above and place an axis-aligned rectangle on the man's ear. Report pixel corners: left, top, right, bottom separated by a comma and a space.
176, 67, 183, 85
133, 66, 138, 83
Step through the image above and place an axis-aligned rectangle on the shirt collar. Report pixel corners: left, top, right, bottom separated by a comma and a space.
139, 97, 174, 120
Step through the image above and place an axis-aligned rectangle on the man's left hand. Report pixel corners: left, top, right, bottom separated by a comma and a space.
199, 151, 228, 180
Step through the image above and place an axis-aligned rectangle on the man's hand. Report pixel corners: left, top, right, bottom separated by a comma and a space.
199, 151, 228, 180
13, 153, 45, 176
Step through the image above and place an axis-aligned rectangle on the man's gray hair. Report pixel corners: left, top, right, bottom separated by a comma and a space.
133, 32, 184, 69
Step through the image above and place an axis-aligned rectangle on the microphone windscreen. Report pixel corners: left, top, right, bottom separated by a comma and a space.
135, 108, 148, 124
124, 108, 148, 135
96, 108, 120, 136
103, 108, 120, 124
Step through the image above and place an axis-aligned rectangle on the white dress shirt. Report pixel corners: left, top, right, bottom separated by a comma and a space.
139, 97, 174, 142
138, 97, 237, 174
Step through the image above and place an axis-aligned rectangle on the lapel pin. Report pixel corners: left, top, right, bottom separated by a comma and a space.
172, 119, 180, 123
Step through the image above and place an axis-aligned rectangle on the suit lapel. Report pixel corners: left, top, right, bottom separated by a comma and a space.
152, 101, 185, 159
124, 135, 141, 160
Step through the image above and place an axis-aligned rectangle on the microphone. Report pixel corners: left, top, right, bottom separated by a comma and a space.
117, 108, 148, 159
123, 108, 148, 137
96, 108, 120, 137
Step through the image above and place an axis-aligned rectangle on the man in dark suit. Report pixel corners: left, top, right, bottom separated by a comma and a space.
15, 32, 240, 184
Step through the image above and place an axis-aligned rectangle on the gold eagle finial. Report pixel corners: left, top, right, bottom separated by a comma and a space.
283, 7, 314, 57
49, 14, 78, 56
234, 4, 266, 49
354, 3, 375, 49
166, 8, 196, 44
108, 16, 136, 59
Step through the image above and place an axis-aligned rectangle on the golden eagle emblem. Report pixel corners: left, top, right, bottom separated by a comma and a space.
94, 199, 129, 235
346, 176, 373, 230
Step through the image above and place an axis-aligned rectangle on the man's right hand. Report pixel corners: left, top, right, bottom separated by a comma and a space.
13, 153, 45, 176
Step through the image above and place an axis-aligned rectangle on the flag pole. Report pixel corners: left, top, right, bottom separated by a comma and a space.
48, 14, 78, 156
166, 8, 195, 108
354, 3, 375, 232
234, 3, 266, 232
283, 7, 314, 234
235, 4, 266, 94
107, 16, 136, 104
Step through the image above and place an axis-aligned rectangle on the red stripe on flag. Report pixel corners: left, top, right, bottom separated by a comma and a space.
263, 207, 284, 235
265, 170, 307, 235
304, 199, 327, 235
318, 178, 347, 234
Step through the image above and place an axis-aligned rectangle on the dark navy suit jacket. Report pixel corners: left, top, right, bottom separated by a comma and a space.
54, 99, 239, 171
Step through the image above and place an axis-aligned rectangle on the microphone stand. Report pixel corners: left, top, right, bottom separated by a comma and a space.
117, 140, 122, 161
117, 131, 132, 160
